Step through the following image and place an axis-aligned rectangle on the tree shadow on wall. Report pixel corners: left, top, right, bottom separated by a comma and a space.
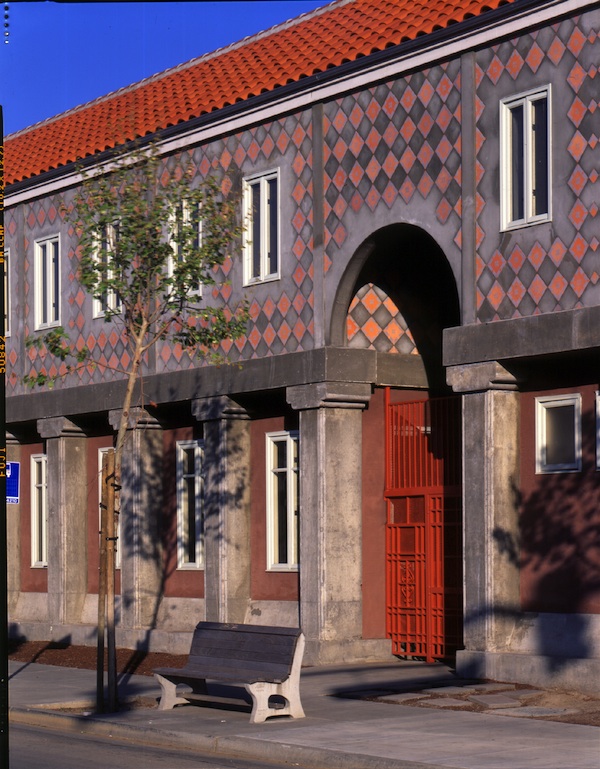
493, 404, 600, 671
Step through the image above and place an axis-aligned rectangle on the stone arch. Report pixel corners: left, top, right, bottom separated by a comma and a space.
330, 224, 460, 394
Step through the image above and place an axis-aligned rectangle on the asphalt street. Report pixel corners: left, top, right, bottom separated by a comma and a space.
10, 723, 294, 769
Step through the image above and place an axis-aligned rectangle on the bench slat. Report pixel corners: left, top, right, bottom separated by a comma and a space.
190, 640, 296, 664
196, 622, 301, 638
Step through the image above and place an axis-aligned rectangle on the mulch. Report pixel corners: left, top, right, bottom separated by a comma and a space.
8, 639, 188, 677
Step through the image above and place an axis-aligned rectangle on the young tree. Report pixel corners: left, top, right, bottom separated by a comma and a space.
25, 146, 248, 710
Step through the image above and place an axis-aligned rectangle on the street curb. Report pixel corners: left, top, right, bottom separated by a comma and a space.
10, 706, 445, 769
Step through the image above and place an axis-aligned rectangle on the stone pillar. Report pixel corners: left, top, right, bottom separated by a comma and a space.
6, 433, 21, 616
447, 362, 521, 674
287, 381, 371, 664
37, 417, 88, 627
192, 396, 251, 624
108, 408, 163, 633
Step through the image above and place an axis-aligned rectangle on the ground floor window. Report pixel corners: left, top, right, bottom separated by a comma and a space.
176, 440, 204, 568
30, 454, 48, 567
535, 394, 581, 473
266, 431, 299, 570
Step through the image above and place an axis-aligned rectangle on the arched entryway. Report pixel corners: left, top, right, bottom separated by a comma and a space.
333, 223, 463, 662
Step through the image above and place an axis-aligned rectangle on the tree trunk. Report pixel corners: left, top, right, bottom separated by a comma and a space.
103, 327, 147, 712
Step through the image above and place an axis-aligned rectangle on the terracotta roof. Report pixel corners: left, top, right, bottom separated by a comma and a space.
4, 0, 512, 187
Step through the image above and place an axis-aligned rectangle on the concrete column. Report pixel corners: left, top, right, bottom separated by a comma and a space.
108, 408, 163, 633
192, 396, 251, 624
447, 362, 521, 675
287, 381, 371, 664
7, 433, 21, 616
37, 417, 88, 627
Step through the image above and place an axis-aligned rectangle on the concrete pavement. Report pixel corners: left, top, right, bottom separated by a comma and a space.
8, 658, 600, 769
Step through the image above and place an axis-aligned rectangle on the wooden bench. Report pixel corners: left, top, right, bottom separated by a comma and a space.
153, 621, 306, 724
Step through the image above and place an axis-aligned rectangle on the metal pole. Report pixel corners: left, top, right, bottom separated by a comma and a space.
0, 104, 10, 769
106, 449, 117, 711
97, 453, 109, 713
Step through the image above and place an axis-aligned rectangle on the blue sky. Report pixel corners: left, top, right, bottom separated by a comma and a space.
1, 1, 328, 136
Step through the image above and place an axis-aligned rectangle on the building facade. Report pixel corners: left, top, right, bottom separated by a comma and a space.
4, 0, 600, 691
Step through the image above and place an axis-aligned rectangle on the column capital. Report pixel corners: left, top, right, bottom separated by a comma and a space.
192, 395, 249, 422
447, 361, 519, 394
286, 381, 372, 411
37, 417, 85, 439
108, 407, 161, 432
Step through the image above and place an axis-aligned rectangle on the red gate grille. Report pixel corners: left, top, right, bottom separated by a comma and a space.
385, 396, 462, 661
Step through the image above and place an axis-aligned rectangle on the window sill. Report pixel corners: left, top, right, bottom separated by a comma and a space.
500, 215, 551, 233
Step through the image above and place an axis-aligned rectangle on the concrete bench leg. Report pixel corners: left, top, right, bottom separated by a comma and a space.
245, 634, 305, 723
245, 681, 304, 724
154, 674, 206, 710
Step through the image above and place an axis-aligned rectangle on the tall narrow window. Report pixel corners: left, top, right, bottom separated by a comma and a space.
34, 236, 60, 329
501, 87, 551, 229
536, 394, 581, 473
167, 200, 203, 296
93, 224, 121, 317
31, 454, 48, 567
243, 170, 279, 284
266, 431, 299, 570
176, 440, 204, 568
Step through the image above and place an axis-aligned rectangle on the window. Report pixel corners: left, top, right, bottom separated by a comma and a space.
243, 170, 279, 284
34, 236, 60, 329
3, 248, 9, 336
93, 224, 121, 317
536, 394, 581, 473
176, 440, 204, 568
500, 87, 551, 229
167, 200, 203, 297
98, 447, 120, 569
266, 431, 298, 570
31, 454, 48, 567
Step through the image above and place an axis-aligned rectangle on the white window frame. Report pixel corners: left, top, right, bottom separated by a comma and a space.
500, 85, 551, 230
535, 394, 581, 474
34, 235, 60, 330
4, 247, 9, 337
266, 430, 299, 571
243, 169, 280, 285
167, 200, 203, 297
176, 439, 204, 569
30, 454, 48, 567
93, 223, 122, 318
98, 447, 121, 569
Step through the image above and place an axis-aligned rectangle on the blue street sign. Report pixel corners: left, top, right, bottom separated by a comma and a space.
7, 461, 19, 504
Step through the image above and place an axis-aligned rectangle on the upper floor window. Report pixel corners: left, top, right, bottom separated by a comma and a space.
500, 87, 551, 230
93, 224, 122, 318
535, 394, 581, 474
176, 440, 204, 569
31, 454, 48, 567
34, 236, 60, 329
266, 430, 299, 570
167, 200, 203, 297
243, 170, 279, 285
3, 248, 9, 336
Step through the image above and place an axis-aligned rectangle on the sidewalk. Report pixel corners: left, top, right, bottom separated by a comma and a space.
9, 658, 600, 769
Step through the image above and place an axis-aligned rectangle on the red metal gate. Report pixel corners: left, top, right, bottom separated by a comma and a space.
385, 394, 462, 661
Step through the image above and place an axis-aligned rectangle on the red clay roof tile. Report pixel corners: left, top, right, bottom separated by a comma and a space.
4, 0, 512, 187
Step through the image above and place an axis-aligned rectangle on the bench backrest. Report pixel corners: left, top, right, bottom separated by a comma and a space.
187, 622, 302, 682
